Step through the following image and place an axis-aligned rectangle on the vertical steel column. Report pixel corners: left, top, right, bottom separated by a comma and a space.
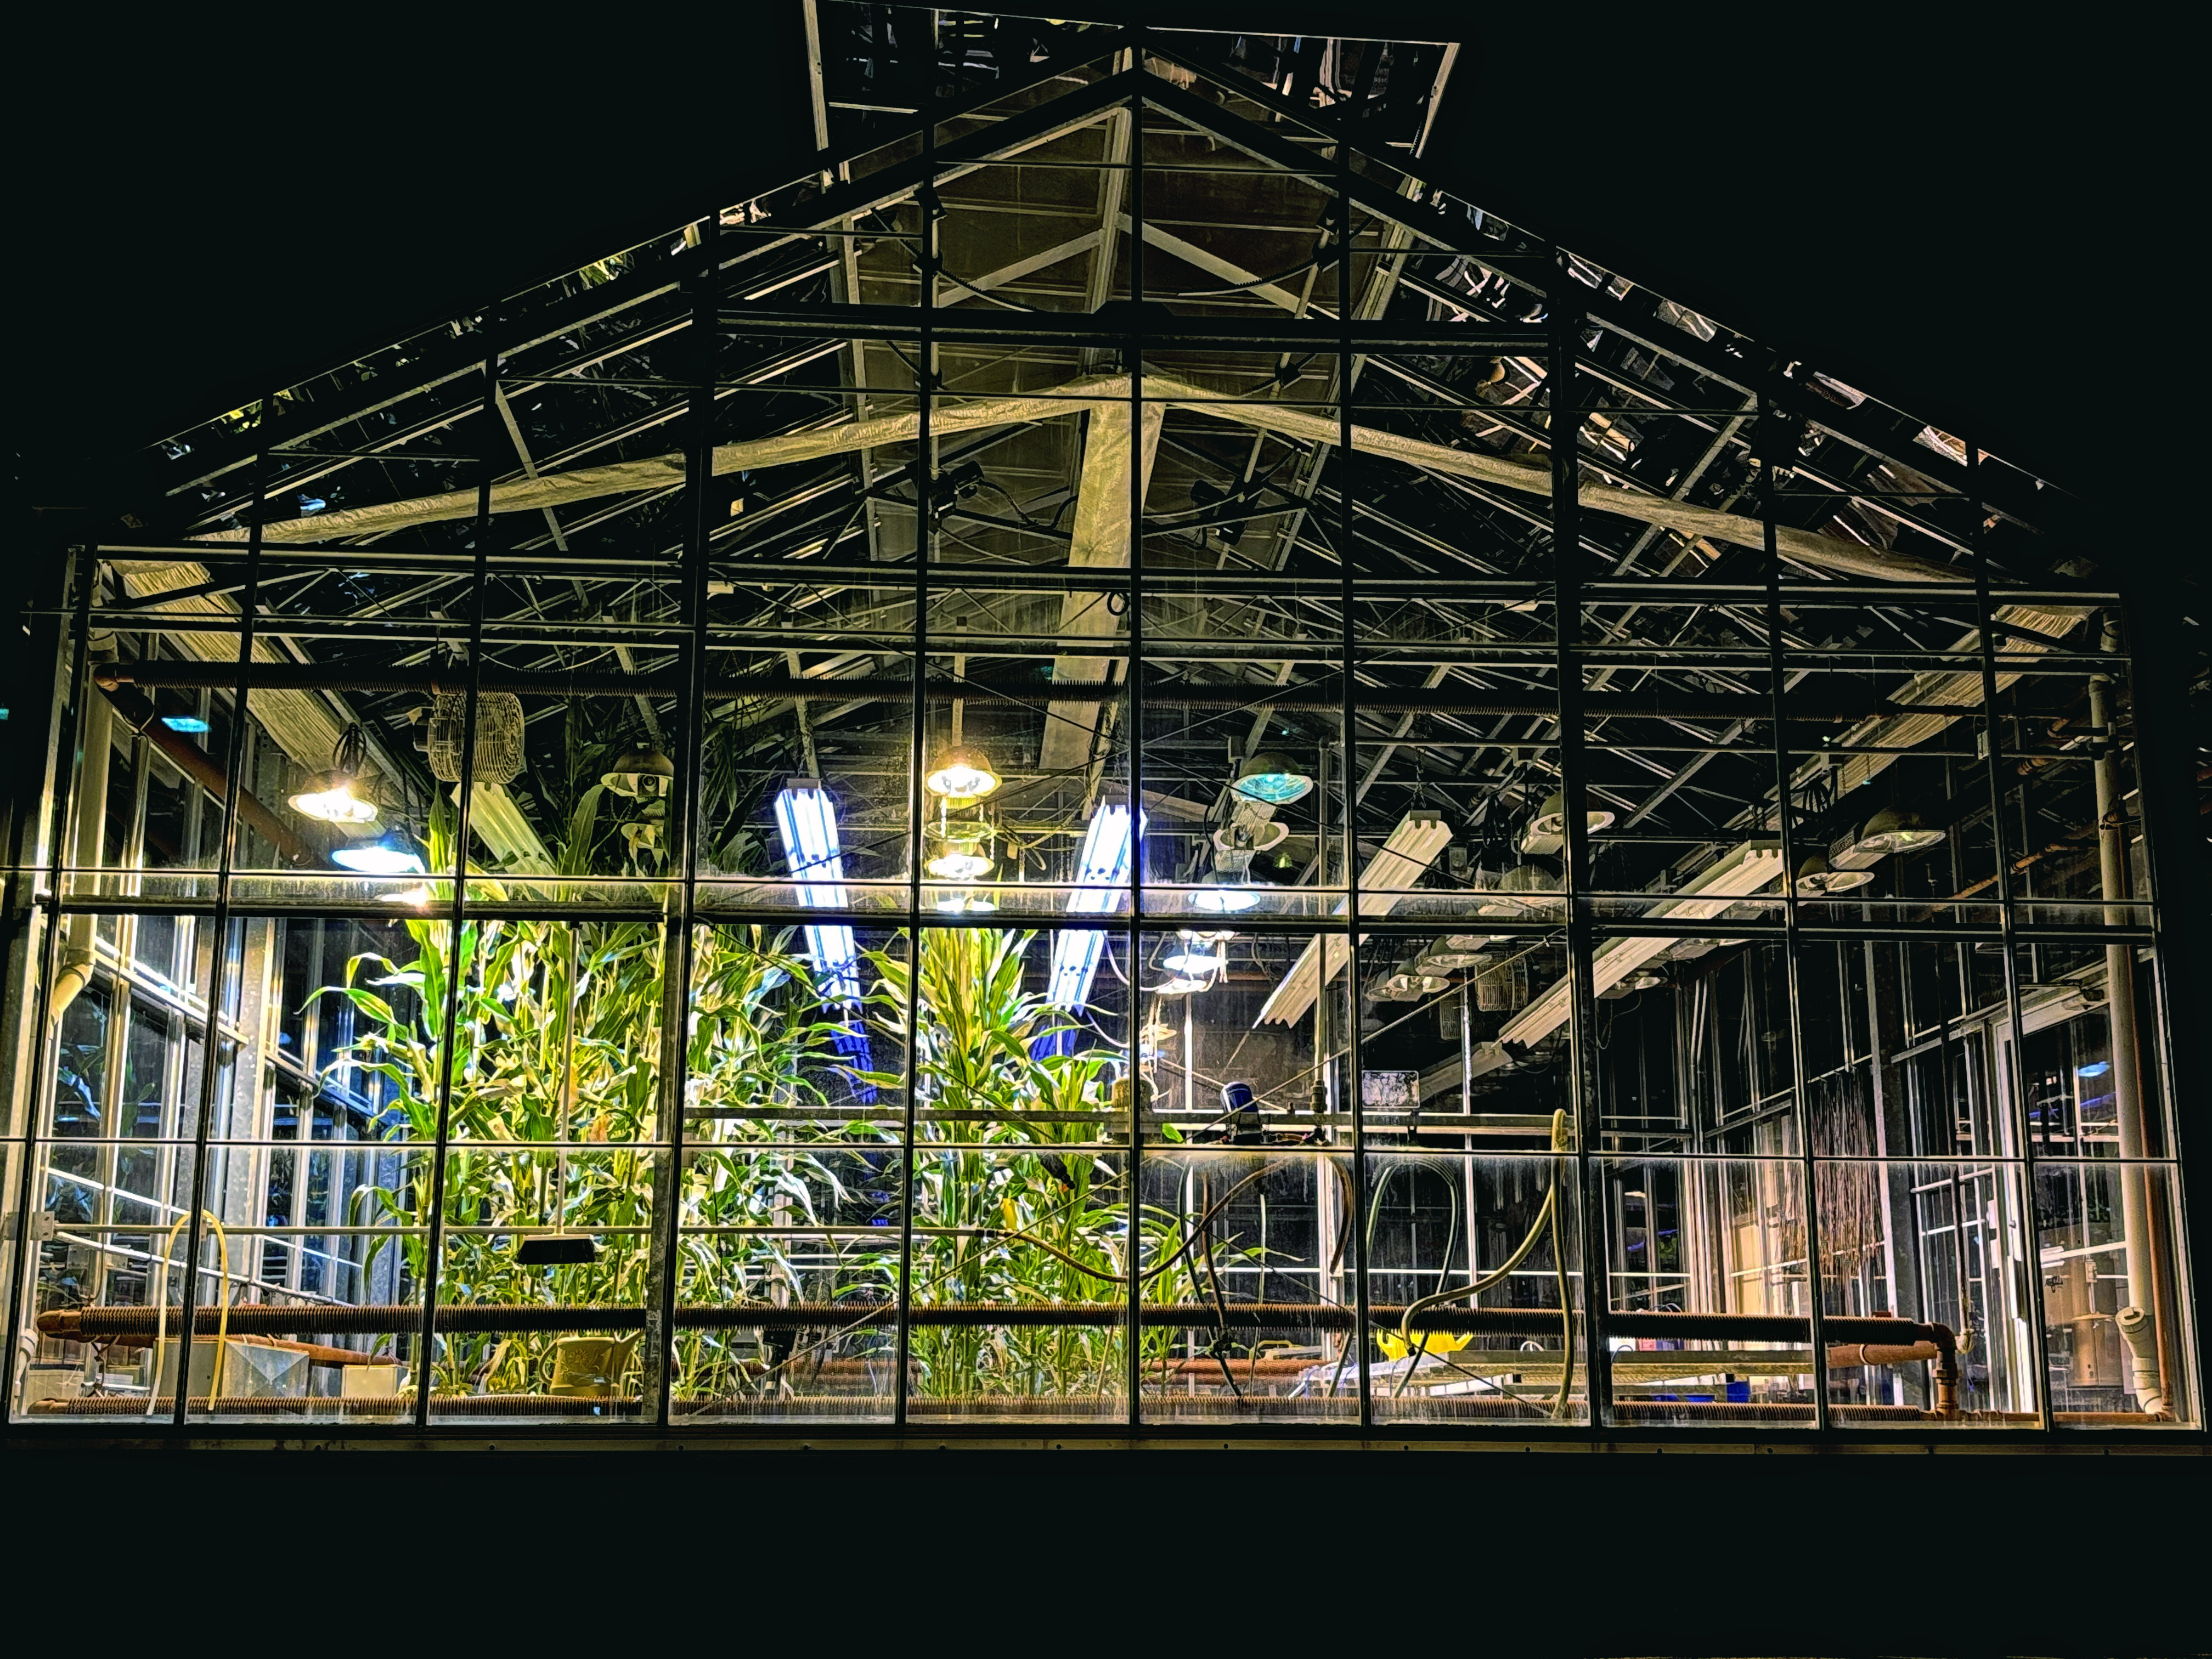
892, 114, 938, 1430
412, 340, 496, 1426
2090, 616, 2172, 1413
1548, 249, 1607, 1426
0, 544, 96, 1419
1759, 394, 1831, 1430
649, 209, 721, 1425
1122, 55, 1147, 1424
2110, 595, 2202, 1422
168, 404, 270, 1425
1966, 439, 2053, 1432
1338, 129, 1372, 1430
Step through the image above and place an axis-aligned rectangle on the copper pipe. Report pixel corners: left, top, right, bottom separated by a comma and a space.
38, 1301, 1959, 1415
93, 662, 1906, 724
80, 1330, 383, 1366
35, 1395, 2121, 1423
97, 684, 317, 865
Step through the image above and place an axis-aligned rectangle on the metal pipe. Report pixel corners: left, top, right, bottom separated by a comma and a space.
2091, 615, 2165, 1414
98, 685, 316, 865
47, 659, 114, 1023
91, 663, 1911, 724
38, 1301, 1956, 1349
27, 1393, 2012, 1421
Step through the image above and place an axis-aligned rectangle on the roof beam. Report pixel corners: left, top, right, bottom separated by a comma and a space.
1036, 398, 1165, 782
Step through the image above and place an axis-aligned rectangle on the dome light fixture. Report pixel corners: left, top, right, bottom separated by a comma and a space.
1794, 851, 1874, 895
1153, 973, 1210, 996
924, 817, 995, 881
1529, 789, 1616, 838
1414, 949, 1483, 975
1231, 752, 1313, 806
331, 826, 427, 877
924, 746, 1000, 802
1163, 926, 1228, 977
1838, 805, 1948, 868
602, 746, 676, 799
289, 725, 379, 825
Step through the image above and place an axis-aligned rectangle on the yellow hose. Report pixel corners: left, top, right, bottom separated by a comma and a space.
145, 1211, 229, 1414
1390, 1111, 1575, 1417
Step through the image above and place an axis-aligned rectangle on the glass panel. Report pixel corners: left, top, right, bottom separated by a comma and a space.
671, 1147, 902, 1425
702, 594, 915, 915
906, 924, 1131, 1422
1598, 1156, 1815, 1429
907, 1147, 1129, 1423
1819, 1158, 2038, 1426
1141, 1148, 1358, 1426
1368, 1151, 1584, 1426
2035, 1161, 2193, 1426
1990, 653, 2154, 918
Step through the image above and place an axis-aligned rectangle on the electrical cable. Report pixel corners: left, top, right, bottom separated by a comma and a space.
1385, 1110, 1575, 1417
1195, 1169, 1243, 1397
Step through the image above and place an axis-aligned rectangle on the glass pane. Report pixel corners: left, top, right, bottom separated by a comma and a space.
1819, 1158, 2038, 1426
2035, 1160, 2192, 1427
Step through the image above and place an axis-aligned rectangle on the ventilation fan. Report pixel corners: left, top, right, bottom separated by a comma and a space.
425, 692, 525, 786
1476, 861, 1562, 916
1475, 958, 1528, 1012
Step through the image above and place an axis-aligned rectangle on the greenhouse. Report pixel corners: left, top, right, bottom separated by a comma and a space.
1, 10, 2196, 1442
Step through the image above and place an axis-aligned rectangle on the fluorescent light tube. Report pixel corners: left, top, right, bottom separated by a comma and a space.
1037, 804, 1137, 1056
774, 779, 872, 1090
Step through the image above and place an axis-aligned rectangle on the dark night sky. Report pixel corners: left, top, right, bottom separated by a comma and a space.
7, 5, 2183, 534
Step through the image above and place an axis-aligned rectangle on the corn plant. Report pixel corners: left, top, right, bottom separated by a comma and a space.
867, 928, 1223, 1403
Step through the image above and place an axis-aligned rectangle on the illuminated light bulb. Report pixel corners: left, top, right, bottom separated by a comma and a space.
1153, 974, 1209, 996
161, 715, 210, 734
1231, 752, 1313, 805
289, 724, 379, 824
1161, 949, 1221, 975
332, 831, 427, 876
926, 851, 993, 880
289, 773, 380, 826
925, 814, 994, 881
924, 746, 1000, 800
